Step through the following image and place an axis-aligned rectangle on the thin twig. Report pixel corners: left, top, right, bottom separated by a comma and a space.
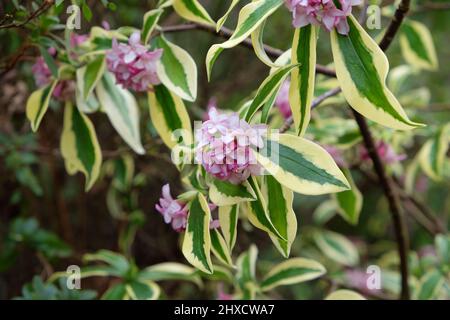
0, 0, 54, 30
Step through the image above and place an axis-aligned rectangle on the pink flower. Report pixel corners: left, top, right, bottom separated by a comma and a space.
106, 32, 163, 92
31, 52, 74, 100
195, 107, 266, 184
275, 80, 292, 119
284, 0, 361, 35
32, 57, 52, 88
70, 33, 88, 48
155, 184, 221, 232
360, 141, 406, 165
156, 184, 189, 232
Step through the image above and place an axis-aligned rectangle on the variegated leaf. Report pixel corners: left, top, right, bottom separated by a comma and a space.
260, 258, 326, 291
172, 0, 215, 26
245, 63, 300, 122
182, 193, 213, 274
148, 85, 193, 149
96, 72, 144, 154
418, 124, 450, 181
142, 9, 163, 45
400, 20, 438, 71
216, 0, 241, 32
325, 290, 366, 300
210, 229, 233, 266
333, 168, 362, 225
154, 36, 197, 101
218, 204, 239, 251
26, 81, 57, 132
209, 178, 256, 206
254, 133, 350, 195
261, 175, 297, 258
331, 15, 423, 130
290, 25, 317, 136
313, 230, 359, 266
60, 102, 102, 191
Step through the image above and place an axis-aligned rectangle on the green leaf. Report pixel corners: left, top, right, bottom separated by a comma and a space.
418, 124, 450, 181
138, 262, 202, 286
236, 245, 258, 299
26, 81, 57, 132
331, 15, 423, 130
251, 18, 279, 67
206, 0, 283, 80
245, 63, 300, 122
246, 177, 285, 240
333, 168, 362, 225
209, 178, 256, 206
154, 36, 197, 101
148, 84, 193, 149
102, 283, 127, 300
290, 25, 317, 136
325, 289, 366, 300
260, 258, 326, 291
83, 250, 130, 275
254, 134, 350, 195
261, 175, 297, 258
414, 270, 445, 300
96, 72, 144, 154
313, 230, 359, 266
400, 20, 438, 71
60, 102, 102, 191
218, 204, 239, 251
126, 280, 160, 300
172, 0, 215, 26
435, 234, 450, 265
210, 229, 233, 267
142, 9, 163, 45
182, 193, 213, 274
312, 200, 337, 225
80, 55, 106, 101
216, 0, 241, 32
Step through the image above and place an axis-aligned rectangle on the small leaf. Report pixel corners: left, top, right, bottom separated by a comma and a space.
83, 250, 130, 275
325, 289, 366, 300
216, 0, 241, 32
148, 84, 193, 149
102, 283, 127, 300
245, 63, 300, 122
182, 193, 213, 274
333, 169, 362, 225
260, 258, 326, 292
210, 229, 233, 267
60, 102, 102, 191
236, 245, 258, 299
138, 262, 202, 286
261, 175, 297, 258
414, 270, 445, 300
209, 178, 256, 206
400, 20, 438, 71
251, 19, 279, 67
26, 81, 57, 132
172, 0, 215, 26
218, 204, 239, 251
142, 9, 163, 45
154, 35, 197, 101
126, 280, 160, 300
418, 124, 450, 181
96, 72, 144, 154
313, 230, 359, 266
331, 15, 424, 130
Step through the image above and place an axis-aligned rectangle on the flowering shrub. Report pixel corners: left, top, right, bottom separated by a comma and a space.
1, 0, 449, 302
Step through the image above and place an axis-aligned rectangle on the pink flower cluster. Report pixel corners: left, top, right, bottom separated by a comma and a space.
275, 80, 292, 119
106, 32, 163, 92
360, 141, 406, 165
195, 107, 267, 185
156, 184, 219, 232
284, 0, 361, 35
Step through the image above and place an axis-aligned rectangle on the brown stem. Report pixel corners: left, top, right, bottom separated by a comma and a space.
0, 0, 54, 30
379, 0, 411, 51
